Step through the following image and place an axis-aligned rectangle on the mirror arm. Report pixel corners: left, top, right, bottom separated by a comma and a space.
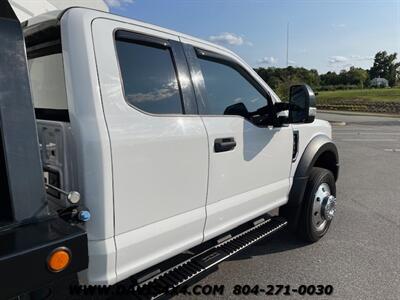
274, 102, 290, 113
252, 105, 269, 116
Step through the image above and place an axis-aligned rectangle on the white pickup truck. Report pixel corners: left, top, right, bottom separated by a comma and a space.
23, 6, 339, 296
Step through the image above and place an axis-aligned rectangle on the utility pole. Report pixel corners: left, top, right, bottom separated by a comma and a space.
286, 22, 289, 67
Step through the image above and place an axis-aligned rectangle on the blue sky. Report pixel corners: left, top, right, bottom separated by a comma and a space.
107, 0, 400, 74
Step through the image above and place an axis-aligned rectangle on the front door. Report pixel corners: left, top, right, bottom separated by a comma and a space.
182, 40, 293, 240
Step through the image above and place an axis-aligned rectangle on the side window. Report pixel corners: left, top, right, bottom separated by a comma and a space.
115, 37, 183, 114
29, 53, 67, 111
198, 55, 269, 116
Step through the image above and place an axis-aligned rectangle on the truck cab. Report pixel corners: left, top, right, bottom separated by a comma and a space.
22, 6, 339, 294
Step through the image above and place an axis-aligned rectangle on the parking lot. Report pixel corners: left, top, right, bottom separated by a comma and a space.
178, 112, 400, 299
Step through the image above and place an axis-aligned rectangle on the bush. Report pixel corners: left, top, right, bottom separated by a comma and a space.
316, 85, 359, 91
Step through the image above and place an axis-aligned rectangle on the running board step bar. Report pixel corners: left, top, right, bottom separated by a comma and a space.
135, 217, 287, 299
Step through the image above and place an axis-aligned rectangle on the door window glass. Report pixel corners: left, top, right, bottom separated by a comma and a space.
198, 57, 268, 115
116, 39, 183, 114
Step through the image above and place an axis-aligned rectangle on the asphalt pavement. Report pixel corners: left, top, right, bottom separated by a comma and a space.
176, 112, 400, 300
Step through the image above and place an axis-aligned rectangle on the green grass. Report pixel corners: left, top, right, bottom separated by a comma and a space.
317, 87, 400, 104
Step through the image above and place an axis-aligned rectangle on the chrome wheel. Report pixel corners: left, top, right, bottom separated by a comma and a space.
312, 183, 336, 231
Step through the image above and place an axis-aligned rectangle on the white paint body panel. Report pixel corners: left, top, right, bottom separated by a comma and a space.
178, 36, 293, 240
10, 0, 108, 22
200, 117, 292, 240
91, 18, 209, 283
61, 10, 116, 284
54, 8, 333, 285
291, 119, 332, 179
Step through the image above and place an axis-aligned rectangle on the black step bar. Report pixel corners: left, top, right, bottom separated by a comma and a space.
134, 217, 287, 299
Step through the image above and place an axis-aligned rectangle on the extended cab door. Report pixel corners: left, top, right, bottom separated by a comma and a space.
181, 40, 293, 240
92, 19, 208, 281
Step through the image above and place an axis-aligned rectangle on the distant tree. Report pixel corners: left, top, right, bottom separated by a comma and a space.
255, 53, 398, 95
338, 69, 349, 85
347, 67, 369, 88
254, 67, 320, 99
320, 71, 340, 86
369, 51, 400, 87
319, 68, 368, 88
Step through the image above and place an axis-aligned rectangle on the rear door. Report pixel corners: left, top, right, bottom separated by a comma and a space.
92, 19, 208, 281
181, 40, 293, 240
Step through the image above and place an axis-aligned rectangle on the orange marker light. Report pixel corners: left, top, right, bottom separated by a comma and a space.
47, 248, 71, 272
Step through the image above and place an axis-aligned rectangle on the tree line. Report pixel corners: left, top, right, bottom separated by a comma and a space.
254, 51, 399, 99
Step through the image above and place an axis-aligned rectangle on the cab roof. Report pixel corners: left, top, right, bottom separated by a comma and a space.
23, 6, 237, 58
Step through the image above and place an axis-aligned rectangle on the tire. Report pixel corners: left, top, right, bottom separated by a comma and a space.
298, 167, 336, 242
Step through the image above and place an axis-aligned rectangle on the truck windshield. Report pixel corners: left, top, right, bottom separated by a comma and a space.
28, 53, 69, 120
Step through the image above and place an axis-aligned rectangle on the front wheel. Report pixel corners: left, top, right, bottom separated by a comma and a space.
298, 167, 337, 242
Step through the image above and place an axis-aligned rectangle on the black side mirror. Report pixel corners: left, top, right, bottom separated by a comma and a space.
289, 84, 316, 123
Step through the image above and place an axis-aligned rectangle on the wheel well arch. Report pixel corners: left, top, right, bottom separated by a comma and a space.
313, 150, 339, 180
293, 134, 339, 182
280, 135, 339, 228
